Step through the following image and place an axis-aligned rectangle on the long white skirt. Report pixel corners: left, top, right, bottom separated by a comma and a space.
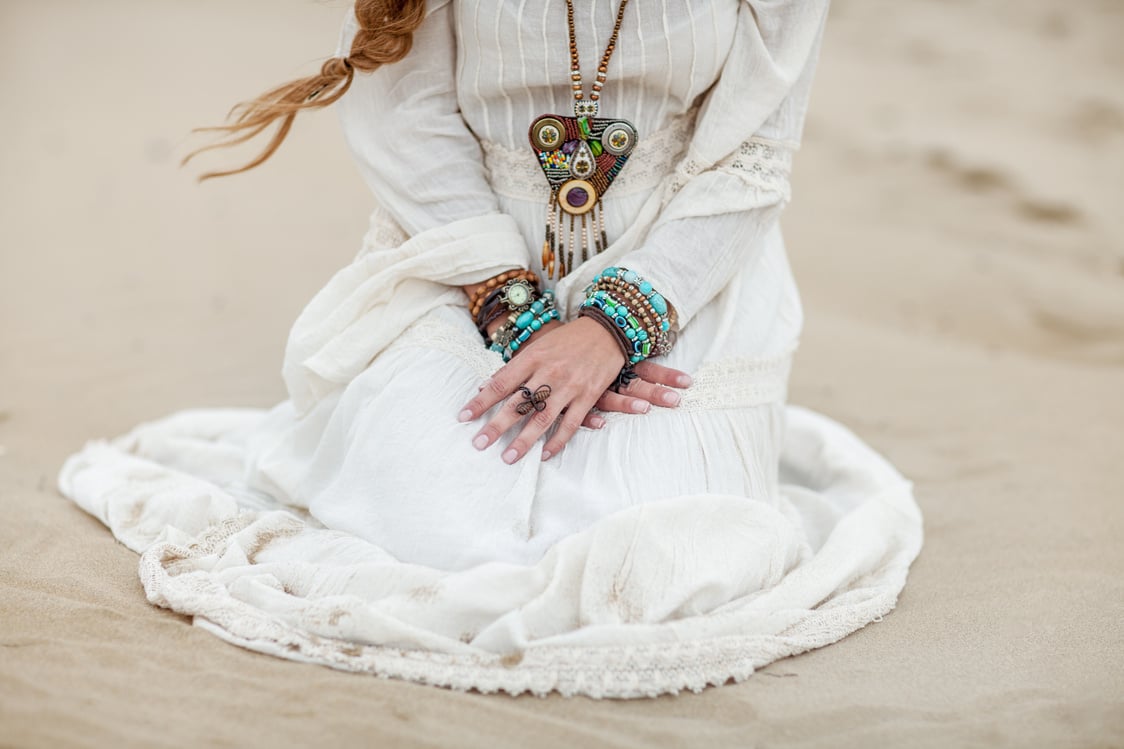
58, 127, 922, 697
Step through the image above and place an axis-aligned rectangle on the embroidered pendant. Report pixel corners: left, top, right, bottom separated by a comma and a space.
530, 113, 638, 279
532, 0, 635, 280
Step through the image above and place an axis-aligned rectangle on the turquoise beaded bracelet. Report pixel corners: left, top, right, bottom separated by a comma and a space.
585, 267, 672, 321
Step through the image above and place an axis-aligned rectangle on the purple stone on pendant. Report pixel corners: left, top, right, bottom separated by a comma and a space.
562, 140, 579, 154
566, 187, 589, 208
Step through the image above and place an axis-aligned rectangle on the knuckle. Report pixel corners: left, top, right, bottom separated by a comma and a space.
531, 409, 555, 429
485, 378, 508, 397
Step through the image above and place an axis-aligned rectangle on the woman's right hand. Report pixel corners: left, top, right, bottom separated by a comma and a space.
580, 361, 692, 429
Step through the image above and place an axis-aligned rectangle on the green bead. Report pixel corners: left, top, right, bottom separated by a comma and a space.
578, 117, 592, 138
590, 139, 603, 156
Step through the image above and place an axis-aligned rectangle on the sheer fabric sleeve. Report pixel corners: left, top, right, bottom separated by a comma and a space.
612, 0, 830, 330
335, 0, 520, 242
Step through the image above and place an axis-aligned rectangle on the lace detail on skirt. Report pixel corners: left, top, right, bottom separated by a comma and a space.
391, 312, 790, 411
679, 352, 791, 412
479, 107, 696, 201
389, 312, 500, 380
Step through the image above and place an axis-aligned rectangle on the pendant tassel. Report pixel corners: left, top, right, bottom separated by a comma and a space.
566, 213, 576, 278
543, 192, 562, 279
597, 199, 608, 253
580, 212, 589, 264
537, 192, 550, 274
555, 199, 564, 278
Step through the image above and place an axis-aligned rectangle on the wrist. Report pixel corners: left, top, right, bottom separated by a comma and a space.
574, 312, 629, 368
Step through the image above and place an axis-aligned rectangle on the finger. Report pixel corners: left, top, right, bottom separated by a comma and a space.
458, 354, 537, 423
500, 386, 575, 464
632, 360, 693, 388
471, 383, 542, 452
581, 411, 606, 429
616, 376, 682, 408
594, 391, 652, 414
541, 395, 599, 461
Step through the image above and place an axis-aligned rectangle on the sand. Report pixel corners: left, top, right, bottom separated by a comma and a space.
1, 0, 1122, 746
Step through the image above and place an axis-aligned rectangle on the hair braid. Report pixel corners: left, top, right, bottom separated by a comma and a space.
184, 0, 427, 180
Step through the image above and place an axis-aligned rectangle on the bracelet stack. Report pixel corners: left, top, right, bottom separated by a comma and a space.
578, 266, 675, 365
467, 266, 676, 369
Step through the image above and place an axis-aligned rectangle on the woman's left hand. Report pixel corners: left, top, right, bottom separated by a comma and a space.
457, 316, 626, 464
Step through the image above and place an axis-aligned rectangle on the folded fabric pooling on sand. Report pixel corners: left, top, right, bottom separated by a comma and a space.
58, 405, 922, 699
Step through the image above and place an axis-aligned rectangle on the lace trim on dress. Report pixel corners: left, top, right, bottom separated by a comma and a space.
479, 107, 696, 201
135, 507, 905, 699
666, 136, 794, 199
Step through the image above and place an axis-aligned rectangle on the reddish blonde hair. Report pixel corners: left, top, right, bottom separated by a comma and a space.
184, 0, 427, 180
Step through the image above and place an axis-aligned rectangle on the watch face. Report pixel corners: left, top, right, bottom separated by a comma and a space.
505, 282, 532, 306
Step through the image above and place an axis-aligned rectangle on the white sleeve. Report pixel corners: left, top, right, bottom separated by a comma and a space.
613, 0, 830, 329
336, 2, 516, 239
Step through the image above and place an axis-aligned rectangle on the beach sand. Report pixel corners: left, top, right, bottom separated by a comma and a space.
1, 1, 1122, 746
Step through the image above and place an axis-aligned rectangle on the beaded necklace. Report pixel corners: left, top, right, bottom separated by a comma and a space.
529, 0, 637, 280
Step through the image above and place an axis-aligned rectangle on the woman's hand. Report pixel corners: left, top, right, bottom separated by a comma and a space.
578, 360, 694, 429
457, 316, 627, 463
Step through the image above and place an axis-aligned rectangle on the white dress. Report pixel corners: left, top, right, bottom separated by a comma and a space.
58, 0, 924, 697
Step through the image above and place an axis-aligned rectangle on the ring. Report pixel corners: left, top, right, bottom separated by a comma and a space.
608, 365, 639, 394
515, 384, 552, 415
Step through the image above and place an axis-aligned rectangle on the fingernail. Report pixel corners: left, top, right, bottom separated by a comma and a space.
541, 450, 552, 461
591, 415, 605, 428
458, 409, 474, 422
473, 434, 489, 450
677, 374, 693, 387
502, 448, 518, 464
662, 391, 681, 406
631, 400, 650, 413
